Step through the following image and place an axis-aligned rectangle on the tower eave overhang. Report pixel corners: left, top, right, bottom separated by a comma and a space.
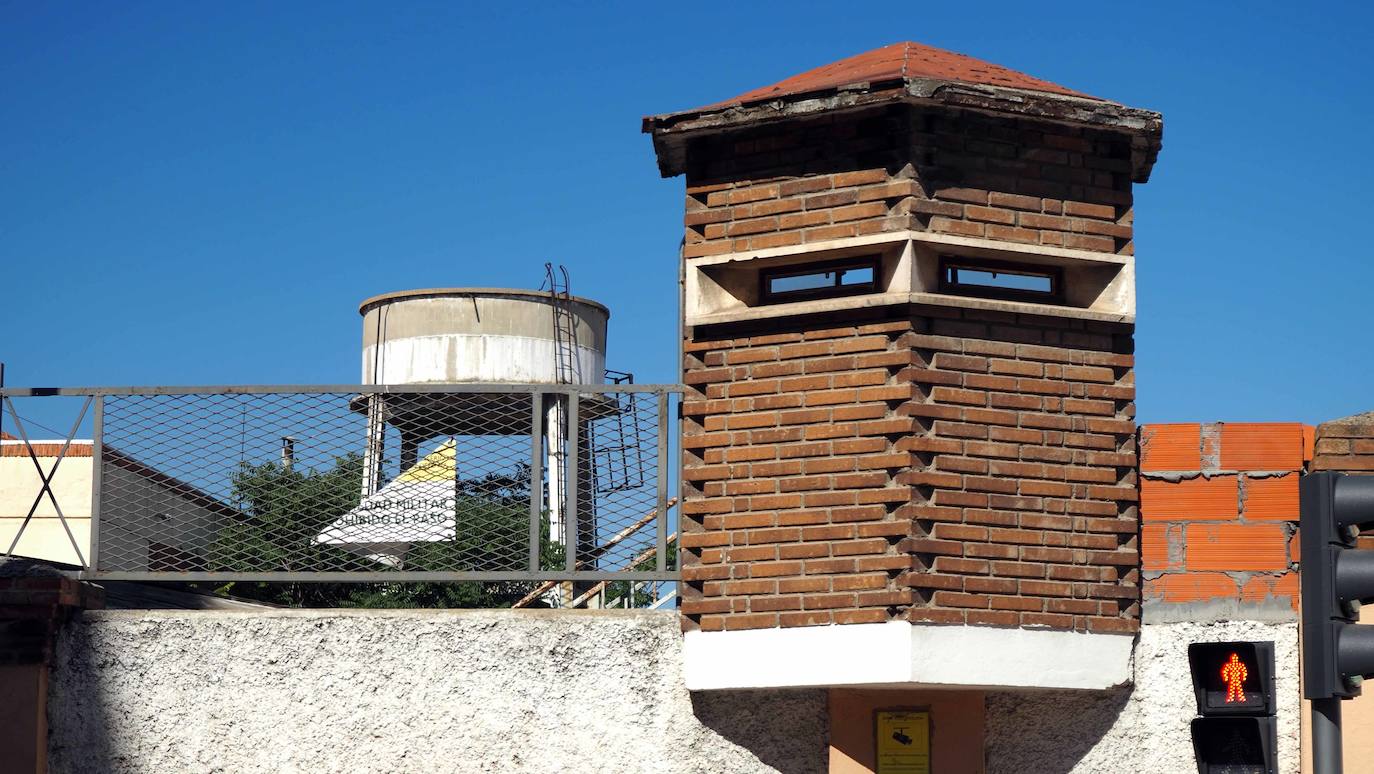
643, 79, 1164, 184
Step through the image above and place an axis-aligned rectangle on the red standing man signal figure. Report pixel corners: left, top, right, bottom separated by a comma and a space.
1221, 651, 1248, 703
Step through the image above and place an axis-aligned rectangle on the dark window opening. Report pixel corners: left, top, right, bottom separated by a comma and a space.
938, 257, 1063, 304
760, 257, 880, 304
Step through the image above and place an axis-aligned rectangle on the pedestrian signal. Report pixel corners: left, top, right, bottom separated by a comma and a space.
1188, 641, 1277, 774
1187, 641, 1274, 716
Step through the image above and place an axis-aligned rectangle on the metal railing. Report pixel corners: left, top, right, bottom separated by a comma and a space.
0, 384, 680, 592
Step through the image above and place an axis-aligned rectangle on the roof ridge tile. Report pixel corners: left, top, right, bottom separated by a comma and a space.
698, 40, 1099, 114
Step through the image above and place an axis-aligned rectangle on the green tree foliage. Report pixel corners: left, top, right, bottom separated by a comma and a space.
600, 541, 677, 608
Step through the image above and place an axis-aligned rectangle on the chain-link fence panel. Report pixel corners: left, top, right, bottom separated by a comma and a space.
0, 386, 678, 588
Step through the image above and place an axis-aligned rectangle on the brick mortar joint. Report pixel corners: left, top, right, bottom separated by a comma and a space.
1139, 470, 1299, 481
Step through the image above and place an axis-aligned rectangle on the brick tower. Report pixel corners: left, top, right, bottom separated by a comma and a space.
645, 42, 1162, 691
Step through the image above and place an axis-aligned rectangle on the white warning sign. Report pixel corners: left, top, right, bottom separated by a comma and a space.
316, 440, 458, 566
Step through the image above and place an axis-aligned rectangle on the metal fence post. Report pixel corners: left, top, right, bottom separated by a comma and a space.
656, 390, 669, 573
87, 395, 103, 573
528, 391, 543, 573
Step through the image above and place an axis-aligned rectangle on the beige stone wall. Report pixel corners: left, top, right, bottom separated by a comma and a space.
0, 442, 231, 571
0, 450, 92, 565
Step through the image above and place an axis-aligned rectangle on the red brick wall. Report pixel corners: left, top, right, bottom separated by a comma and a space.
677, 102, 1146, 635
680, 306, 1138, 634
1312, 415, 1374, 473
1138, 422, 1309, 611
1312, 414, 1374, 548
682, 105, 1134, 261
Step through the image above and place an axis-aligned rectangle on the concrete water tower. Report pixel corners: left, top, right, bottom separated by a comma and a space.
360, 288, 609, 388
350, 287, 610, 558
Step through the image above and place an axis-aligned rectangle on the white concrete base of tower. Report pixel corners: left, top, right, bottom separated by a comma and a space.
682, 621, 1135, 691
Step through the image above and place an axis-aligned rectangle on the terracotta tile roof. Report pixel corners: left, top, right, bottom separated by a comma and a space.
0, 442, 92, 457
1, 438, 92, 456
644, 41, 1162, 183
700, 41, 1099, 113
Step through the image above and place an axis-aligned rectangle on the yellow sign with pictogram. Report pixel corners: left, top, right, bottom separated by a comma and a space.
875, 710, 930, 774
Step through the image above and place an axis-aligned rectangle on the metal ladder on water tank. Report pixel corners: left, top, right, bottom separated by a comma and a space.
547, 264, 645, 497
542, 266, 643, 496
542, 264, 579, 562
595, 370, 645, 495
541, 264, 653, 608
545, 263, 581, 386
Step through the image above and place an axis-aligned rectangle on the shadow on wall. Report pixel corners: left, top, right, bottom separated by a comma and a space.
46, 610, 116, 773
42, 609, 829, 774
985, 687, 1132, 774
691, 689, 830, 774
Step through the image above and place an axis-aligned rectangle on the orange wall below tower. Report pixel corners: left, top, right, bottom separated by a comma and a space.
829, 689, 985, 774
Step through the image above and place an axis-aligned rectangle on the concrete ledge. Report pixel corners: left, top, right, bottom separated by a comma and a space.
685, 230, 1135, 328
683, 622, 1134, 691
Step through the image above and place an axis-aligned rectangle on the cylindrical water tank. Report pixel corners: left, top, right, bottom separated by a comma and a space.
359, 288, 609, 386
344, 288, 611, 561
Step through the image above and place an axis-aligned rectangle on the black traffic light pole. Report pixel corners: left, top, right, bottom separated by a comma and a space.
1301, 472, 1374, 774
1312, 698, 1342, 774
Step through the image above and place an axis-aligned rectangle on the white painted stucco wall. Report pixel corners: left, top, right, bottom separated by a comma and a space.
48, 609, 828, 774
986, 620, 1301, 774
48, 610, 1302, 773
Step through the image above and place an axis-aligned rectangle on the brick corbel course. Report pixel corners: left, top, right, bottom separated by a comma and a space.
681, 309, 1139, 635
679, 106, 1138, 259
675, 90, 1146, 636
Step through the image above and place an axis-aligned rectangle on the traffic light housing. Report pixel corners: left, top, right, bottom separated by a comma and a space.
1187, 641, 1277, 774
1300, 472, 1374, 699
1189, 718, 1277, 774
1188, 642, 1275, 715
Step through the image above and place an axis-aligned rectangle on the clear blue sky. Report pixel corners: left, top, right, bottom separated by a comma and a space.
3, 1, 1371, 426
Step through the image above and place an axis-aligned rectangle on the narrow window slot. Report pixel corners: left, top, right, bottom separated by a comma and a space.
760, 257, 880, 304
938, 256, 1063, 304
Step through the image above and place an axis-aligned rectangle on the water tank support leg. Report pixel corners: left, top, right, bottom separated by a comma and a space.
545, 396, 565, 545
399, 432, 418, 473
360, 395, 386, 499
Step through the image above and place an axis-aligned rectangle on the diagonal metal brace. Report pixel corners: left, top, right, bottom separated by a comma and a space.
3, 396, 91, 567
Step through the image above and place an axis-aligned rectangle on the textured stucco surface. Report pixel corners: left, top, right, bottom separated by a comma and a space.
48, 609, 827, 774
985, 620, 1300, 774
